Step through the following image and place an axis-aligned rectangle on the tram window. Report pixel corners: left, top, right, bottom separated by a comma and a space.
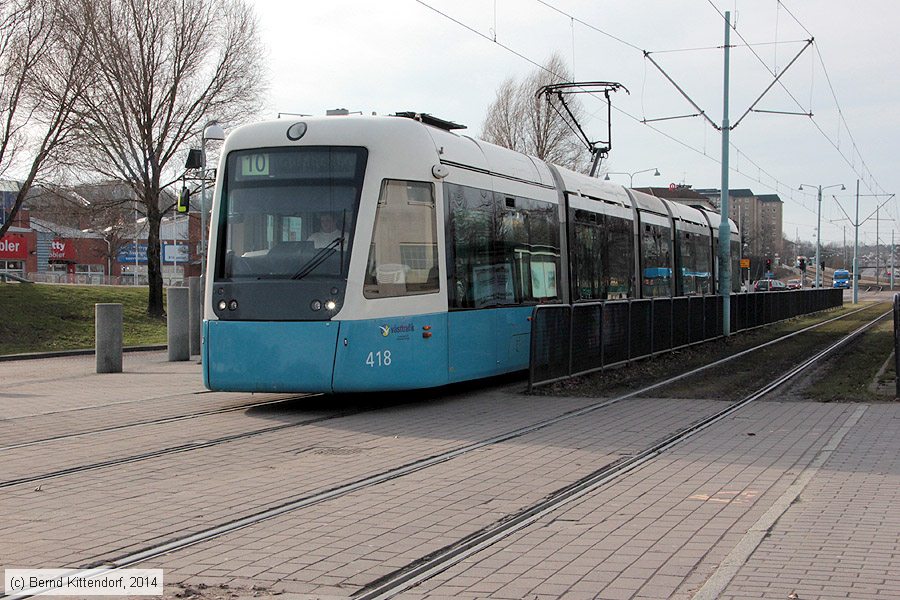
608, 216, 634, 299
364, 180, 438, 298
571, 211, 634, 301
676, 229, 712, 296
641, 221, 672, 298
447, 184, 496, 308
446, 183, 560, 309
218, 147, 367, 281
731, 238, 741, 292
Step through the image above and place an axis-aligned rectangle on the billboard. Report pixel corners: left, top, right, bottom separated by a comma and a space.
117, 242, 188, 264
0, 234, 28, 259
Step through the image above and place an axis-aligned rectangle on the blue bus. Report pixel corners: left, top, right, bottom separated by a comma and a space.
833, 269, 850, 289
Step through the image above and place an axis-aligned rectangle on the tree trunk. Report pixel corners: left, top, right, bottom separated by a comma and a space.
145, 194, 165, 317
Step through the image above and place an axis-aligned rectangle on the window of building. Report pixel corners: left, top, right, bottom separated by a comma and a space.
0, 260, 23, 274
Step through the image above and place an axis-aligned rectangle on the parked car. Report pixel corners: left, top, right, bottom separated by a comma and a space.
753, 279, 787, 292
786, 279, 801, 289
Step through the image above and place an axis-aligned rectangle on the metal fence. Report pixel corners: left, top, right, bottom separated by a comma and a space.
894, 294, 900, 398
529, 288, 844, 390
23, 272, 187, 287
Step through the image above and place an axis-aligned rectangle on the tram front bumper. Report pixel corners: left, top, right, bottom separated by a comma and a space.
203, 319, 339, 393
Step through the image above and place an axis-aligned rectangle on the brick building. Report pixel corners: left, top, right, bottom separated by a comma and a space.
695, 188, 783, 262
1, 192, 201, 285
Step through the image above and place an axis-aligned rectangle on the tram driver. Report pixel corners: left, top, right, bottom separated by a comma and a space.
308, 212, 341, 248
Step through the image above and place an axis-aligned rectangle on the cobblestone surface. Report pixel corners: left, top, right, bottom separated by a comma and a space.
0, 351, 292, 446
2, 352, 897, 600
141, 396, 723, 597
718, 405, 900, 600
408, 402, 855, 599
5, 353, 720, 573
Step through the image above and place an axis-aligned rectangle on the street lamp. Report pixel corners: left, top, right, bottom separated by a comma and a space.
81, 227, 112, 280
799, 182, 845, 288
604, 167, 660, 188
829, 183, 895, 304
199, 121, 225, 282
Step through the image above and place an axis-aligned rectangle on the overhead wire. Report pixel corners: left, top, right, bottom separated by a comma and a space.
413, 0, 857, 234
527, 0, 822, 207
706, 0, 888, 200
532, 0, 823, 210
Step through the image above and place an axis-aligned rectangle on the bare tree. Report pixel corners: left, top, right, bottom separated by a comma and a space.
68, 0, 265, 316
0, 0, 90, 239
482, 53, 588, 173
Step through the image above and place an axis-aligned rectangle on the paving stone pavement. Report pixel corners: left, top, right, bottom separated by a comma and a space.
1, 351, 898, 600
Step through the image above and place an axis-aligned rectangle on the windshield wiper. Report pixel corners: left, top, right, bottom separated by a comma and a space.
291, 236, 344, 281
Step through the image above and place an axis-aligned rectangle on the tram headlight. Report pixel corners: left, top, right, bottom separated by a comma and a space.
324, 299, 337, 311
228, 300, 238, 311
217, 300, 227, 311
286, 122, 307, 141
310, 300, 322, 311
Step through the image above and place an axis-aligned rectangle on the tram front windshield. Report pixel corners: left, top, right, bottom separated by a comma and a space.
217, 147, 367, 281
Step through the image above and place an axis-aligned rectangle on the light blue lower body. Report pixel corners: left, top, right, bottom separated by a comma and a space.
202, 306, 534, 393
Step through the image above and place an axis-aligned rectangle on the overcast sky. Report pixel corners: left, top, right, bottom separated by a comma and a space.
252, 0, 898, 250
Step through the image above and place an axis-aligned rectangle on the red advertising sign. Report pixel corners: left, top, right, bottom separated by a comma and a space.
0, 234, 27, 259
49, 238, 75, 261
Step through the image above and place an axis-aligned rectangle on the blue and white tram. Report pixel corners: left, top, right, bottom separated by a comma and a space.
202, 113, 738, 393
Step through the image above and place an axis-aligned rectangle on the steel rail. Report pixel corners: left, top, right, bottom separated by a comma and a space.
0, 394, 313, 452
354, 308, 890, 600
0, 304, 884, 600
0, 405, 349, 490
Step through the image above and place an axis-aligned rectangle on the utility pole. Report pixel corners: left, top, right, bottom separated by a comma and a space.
834, 180, 895, 303
843, 226, 847, 268
853, 180, 859, 304
892, 230, 895, 291
800, 182, 844, 288
718, 10, 732, 335
876, 205, 880, 286
816, 185, 822, 288
643, 9, 813, 331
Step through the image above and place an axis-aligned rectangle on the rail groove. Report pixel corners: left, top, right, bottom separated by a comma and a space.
0, 305, 885, 600
0, 394, 312, 452
354, 309, 889, 599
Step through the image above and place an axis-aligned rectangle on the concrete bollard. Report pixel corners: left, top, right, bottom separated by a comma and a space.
95, 303, 123, 373
167, 287, 190, 361
188, 276, 202, 356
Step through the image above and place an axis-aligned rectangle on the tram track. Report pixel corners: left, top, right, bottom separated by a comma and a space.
354, 307, 891, 599
3, 305, 877, 490
0, 304, 881, 600
0, 393, 313, 452
1, 306, 875, 493
0, 401, 347, 490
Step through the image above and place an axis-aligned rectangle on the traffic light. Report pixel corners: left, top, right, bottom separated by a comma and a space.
765, 258, 772, 271
176, 187, 190, 213
185, 148, 203, 169
799, 258, 806, 271
820, 260, 825, 271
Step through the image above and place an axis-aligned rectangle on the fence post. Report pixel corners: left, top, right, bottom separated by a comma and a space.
95, 303, 123, 373
167, 287, 190, 361
894, 294, 900, 398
